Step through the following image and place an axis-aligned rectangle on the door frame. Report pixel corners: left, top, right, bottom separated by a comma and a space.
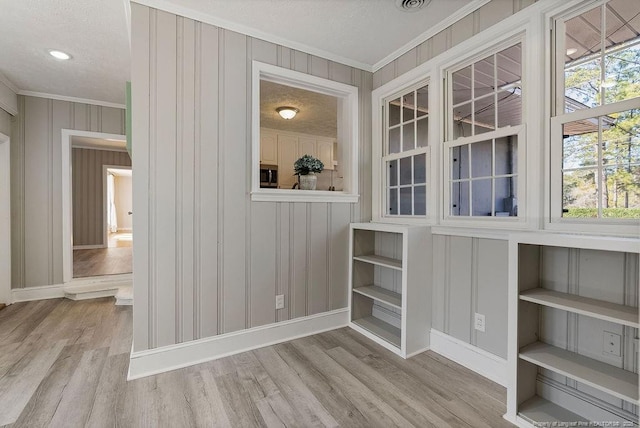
0, 132, 10, 304
61, 129, 127, 284
103, 165, 133, 248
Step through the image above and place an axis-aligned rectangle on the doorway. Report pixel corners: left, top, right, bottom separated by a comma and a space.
62, 130, 131, 282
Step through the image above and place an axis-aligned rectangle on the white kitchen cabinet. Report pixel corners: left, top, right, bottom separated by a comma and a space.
260, 131, 278, 165
505, 233, 639, 428
317, 139, 334, 170
298, 137, 317, 158
348, 222, 432, 358
277, 134, 298, 189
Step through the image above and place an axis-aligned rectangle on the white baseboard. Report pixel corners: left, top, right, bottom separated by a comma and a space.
128, 308, 349, 380
429, 329, 507, 387
73, 244, 106, 250
11, 284, 65, 303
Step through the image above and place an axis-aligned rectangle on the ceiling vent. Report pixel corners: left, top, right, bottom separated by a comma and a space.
395, 0, 431, 12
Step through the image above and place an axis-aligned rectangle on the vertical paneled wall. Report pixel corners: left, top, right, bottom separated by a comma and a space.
131, 4, 372, 351
0, 108, 11, 136
372, 0, 537, 89
72, 148, 131, 246
10, 96, 125, 288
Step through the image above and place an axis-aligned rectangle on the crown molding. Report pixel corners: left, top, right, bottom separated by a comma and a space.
371, 0, 491, 72
0, 72, 19, 94
131, 0, 373, 72
17, 91, 126, 110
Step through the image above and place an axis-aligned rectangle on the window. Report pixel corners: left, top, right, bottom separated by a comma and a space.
383, 83, 429, 217
552, 0, 640, 223
251, 61, 359, 203
444, 41, 524, 219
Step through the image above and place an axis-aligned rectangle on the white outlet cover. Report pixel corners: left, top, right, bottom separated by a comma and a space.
275, 294, 285, 310
474, 313, 485, 332
603, 331, 621, 357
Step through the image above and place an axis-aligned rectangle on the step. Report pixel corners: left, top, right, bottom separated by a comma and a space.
63, 284, 119, 301
115, 286, 133, 306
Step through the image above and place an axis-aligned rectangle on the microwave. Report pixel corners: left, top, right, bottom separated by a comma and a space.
260, 164, 278, 188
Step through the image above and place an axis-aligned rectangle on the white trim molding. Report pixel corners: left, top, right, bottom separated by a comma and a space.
19, 91, 125, 110
0, 73, 18, 116
128, 308, 349, 380
429, 329, 508, 387
11, 284, 66, 303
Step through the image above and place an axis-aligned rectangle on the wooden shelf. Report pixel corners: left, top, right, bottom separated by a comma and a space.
518, 396, 587, 424
520, 288, 639, 328
353, 285, 402, 310
353, 255, 402, 270
519, 342, 639, 403
352, 316, 401, 348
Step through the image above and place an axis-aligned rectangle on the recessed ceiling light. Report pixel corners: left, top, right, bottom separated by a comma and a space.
276, 106, 299, 120
566, 48, 578, 56
48, 50, 72, 60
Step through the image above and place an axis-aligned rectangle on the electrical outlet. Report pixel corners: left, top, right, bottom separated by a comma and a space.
474, 313, 485, 332
603, 331, 621, 357
275, 294, 285, 310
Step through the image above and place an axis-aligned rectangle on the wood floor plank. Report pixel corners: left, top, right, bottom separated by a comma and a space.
289, 338, 413, 427
0, 298, 515, 428
253, 346, 339, 428
0, 340, 66, 425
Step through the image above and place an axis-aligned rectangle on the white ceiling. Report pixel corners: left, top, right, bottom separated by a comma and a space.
0, 0, 483, 106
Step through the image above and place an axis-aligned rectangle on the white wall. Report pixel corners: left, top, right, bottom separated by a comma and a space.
11, 95, 125, 288
115, 175, 132, 230
131, 4, 372, 351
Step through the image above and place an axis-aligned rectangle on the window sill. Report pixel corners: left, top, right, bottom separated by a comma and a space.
251, 189, 359, 203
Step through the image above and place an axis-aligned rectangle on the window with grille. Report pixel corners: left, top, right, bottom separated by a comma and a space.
383, 82, 430, 217
445, 41, 524, 218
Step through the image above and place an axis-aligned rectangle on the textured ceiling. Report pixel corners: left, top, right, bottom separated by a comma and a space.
0, 0, 130, 105
0, 0, 478, 105
151, 0, 476, 68
261, 81, 337, 138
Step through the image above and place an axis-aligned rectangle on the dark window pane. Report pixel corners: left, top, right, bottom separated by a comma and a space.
451, 181, 469, 216
474, 96, 495, 134
451, 145, 470, 180
414, 153, 426, 184
388, 187, 398, 215
417, 117, 429, 147
403, 91, 415, 122
474, 55, 494, 99
495, 136, 517, 175
416, 85, 428, 118
402, 122, 415, 152
400, 187, 413, 215
497, 88, 521, 127
472, 179, 492, 216
389, 127, 400, 154
389, 98, 401, 127
471, 140, 492, 178
453, 65, 472, 105
388, 160, 398, 187
452, 102, 472, 139
496, 44, 522, 87
562, 169, 598, 217
414, 185, 426, 215
495, 177, 518, 216
400, 156, 412, 186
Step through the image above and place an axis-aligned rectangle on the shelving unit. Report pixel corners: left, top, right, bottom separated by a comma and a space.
348, 222, 431, 358
505, 233, 640, 428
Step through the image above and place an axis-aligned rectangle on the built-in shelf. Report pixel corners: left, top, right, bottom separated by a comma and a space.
518, 396, 587, 425
353, 285, 402, 309
352, 316, 401, 348
519, 342, 639, 403
349, 223, 431, 358
520, 288, 639, 328
353, 254, 402, 270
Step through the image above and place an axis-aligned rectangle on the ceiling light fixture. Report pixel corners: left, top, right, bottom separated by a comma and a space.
566, 48, 578, 56
48, 49, 72, 60
276, 106, 299, 120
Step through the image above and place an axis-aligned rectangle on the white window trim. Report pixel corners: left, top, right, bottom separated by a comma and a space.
251, 61, 359, 203
544, 0, 640, 236
439, 31, 535, 230
372, 72, 439, 224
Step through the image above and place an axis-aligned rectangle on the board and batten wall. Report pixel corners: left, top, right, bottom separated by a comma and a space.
72, 148, 131, 247
131, 3, 372, 351
373, 0, 540, 359
0, 108, 11, 136
10, 95, 125, 288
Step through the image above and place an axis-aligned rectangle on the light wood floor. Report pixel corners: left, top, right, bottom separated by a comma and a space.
0, 298, 513, 427
73, 233, 133, 278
